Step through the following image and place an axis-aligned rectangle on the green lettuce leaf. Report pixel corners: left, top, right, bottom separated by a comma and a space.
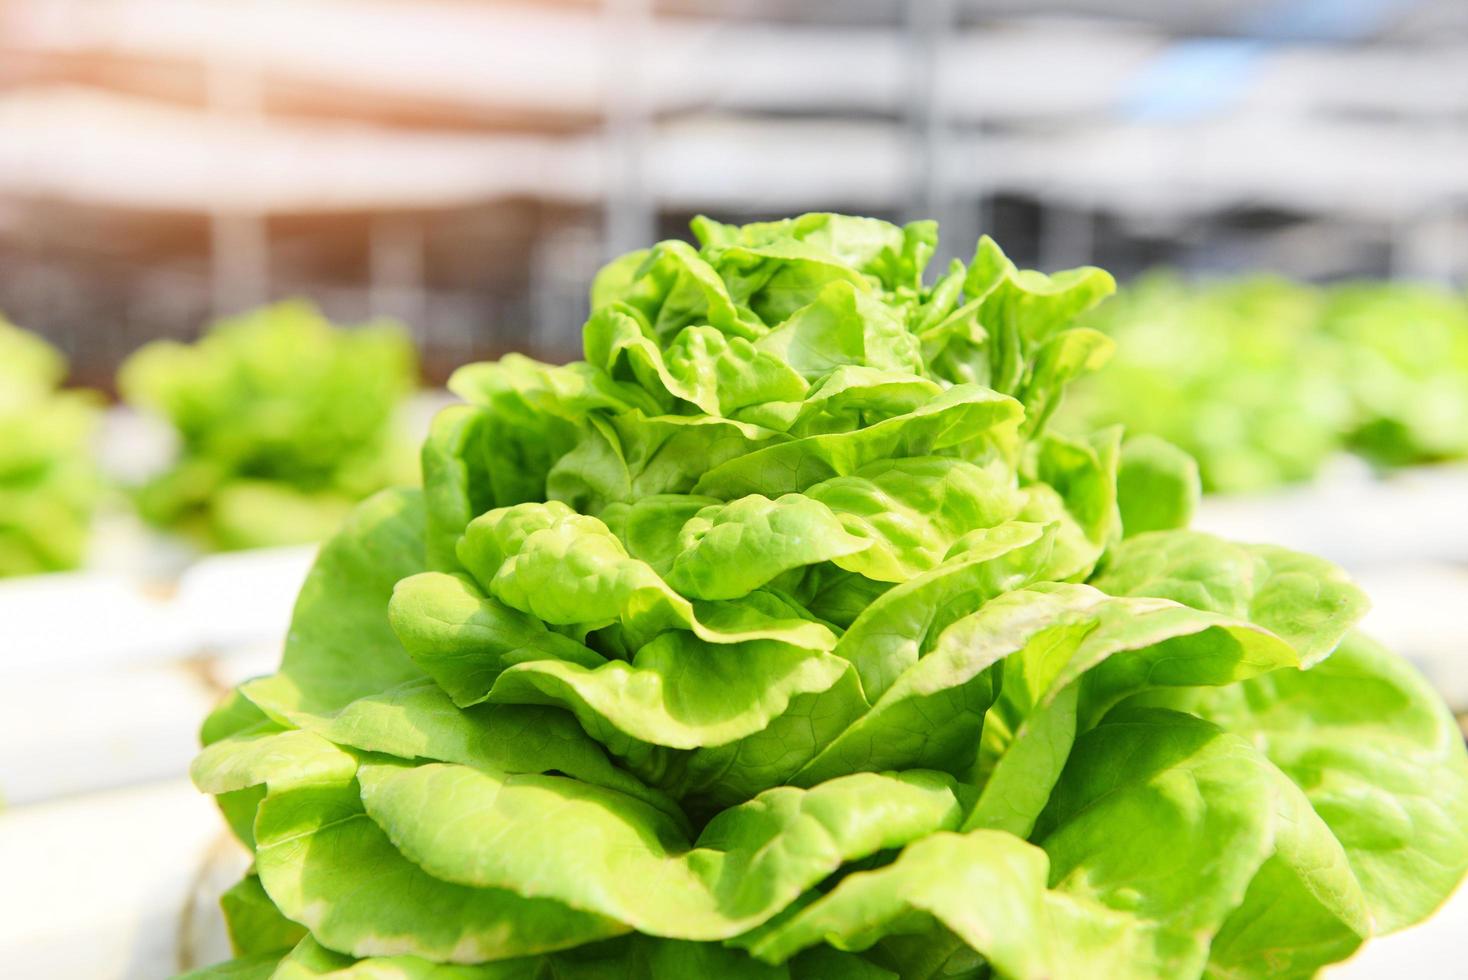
1135, 633, 1468, 934
693, 385, 1022, 500
220, 874, 308, 957
1115, 435, 1200, 536
255, 781, 626, 962
359, 764, 962, 939
1091, 530, 1367, 666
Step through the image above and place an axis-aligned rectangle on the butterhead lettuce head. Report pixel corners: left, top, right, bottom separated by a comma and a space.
120, 300, 418, 551
185, 215, 1468, 980
1060, 274, 1468, 492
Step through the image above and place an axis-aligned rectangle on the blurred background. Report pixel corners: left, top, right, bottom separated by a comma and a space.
3, 0, 1466, 385
3, 2, 1468, 977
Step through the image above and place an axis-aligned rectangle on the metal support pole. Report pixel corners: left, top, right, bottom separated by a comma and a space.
1040, 202, 1096, 273
369, 215, 428, 328
601, 0, 655, 260
207, 211, 270, 318
205, 33, 270, 318
904, 0, 972, 262
1391, 116, 1463, 283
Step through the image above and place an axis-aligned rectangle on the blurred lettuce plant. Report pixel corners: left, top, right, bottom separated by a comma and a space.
0, 319, 100, 577
183, 217, 1468, 980
1323, 283, 1468, 466
1060, 275, 1349, 492
119, 301, 419, 551
1063, 274, 1468, 493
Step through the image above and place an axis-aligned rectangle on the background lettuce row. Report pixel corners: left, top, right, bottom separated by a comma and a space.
120, 300, 419, 551
1059, 274, 1468, 493
0, 317, 100, 577
184, 214, 1468, 980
